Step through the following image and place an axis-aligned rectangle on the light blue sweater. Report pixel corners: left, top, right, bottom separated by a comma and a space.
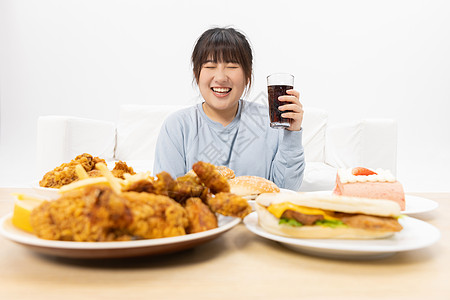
153, 99, 305, 190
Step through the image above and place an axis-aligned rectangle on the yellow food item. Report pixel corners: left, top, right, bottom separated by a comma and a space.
267, 202, 339, 221
12, 194, 45, 233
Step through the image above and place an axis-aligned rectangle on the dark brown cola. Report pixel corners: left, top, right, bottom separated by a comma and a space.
267, 84, 293, 128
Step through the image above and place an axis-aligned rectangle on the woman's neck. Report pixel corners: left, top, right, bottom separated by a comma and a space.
202, 102, 239, 127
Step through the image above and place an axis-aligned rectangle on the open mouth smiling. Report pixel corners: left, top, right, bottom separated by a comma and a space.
211, 87, 232, 97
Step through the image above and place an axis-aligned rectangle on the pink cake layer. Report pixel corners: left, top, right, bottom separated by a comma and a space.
333, 177, 405, 210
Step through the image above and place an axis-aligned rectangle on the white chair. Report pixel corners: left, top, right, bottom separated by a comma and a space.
36, 105, 397, 191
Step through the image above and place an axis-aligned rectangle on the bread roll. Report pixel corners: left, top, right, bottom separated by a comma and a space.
229, 176, 280, 200
216, 166, 235, 179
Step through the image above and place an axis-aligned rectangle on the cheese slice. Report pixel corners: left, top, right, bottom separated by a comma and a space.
267, 202, 339, 221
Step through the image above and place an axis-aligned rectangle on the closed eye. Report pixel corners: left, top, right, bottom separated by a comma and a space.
203, 63, 217, 69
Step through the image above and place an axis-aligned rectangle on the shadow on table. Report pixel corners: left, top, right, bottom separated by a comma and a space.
33, 235, 229, 269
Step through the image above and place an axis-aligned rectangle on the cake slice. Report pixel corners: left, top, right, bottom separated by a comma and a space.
333, 167, 405, 210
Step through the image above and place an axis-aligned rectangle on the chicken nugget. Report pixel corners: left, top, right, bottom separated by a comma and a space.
169, 173, 207, 204
122, 192, 188, 239
207, 192, 252, 219
124, 171, 175, 196
184, 197, 218, 233
192, 161, 230, 194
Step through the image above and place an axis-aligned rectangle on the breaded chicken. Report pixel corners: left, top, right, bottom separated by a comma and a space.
149, 171, 176, 196
39, 153, 106, 188
124, 171, 209, 205
32, 161, 248, 242
30, 185, 133, 241
122, 191, 188, 239
207, 192, 252, 219
192, 161, 230, 194
335, 213, 403, 232
169, 173, 208, 204
122, 171, 175, 196
30, 185, 188, 241
184, 197, 218, 233
88, 161, 136, 179
110, 161, 136, 179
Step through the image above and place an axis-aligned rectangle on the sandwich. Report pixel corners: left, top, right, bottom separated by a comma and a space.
255, 192, 403, 239
229, 176, 280, 200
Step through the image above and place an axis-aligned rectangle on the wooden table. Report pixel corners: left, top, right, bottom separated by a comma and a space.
0, 188, 448, 300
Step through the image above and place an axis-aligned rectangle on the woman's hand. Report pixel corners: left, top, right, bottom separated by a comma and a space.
278, 89, 303, 131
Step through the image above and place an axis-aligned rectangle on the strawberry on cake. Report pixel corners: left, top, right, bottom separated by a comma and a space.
333, 167, 405, 210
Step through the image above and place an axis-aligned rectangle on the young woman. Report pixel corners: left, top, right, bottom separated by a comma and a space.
153, 27, 305, 190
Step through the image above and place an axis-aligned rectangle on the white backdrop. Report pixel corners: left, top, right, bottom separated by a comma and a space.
1, 0, 449, 191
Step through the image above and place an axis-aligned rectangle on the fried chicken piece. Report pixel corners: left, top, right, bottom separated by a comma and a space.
122, 171, 175, 196
336, 214, 403, 232
122, 191, 188, 239
192, 161, 230, 194
184, 197, 218, 233
87, 186, 133, 230
121, 170, 155, 193
282, 210, 324, 225
30, 185, 133, 241
88, 161, 135, 179
151, 171, 176, 196
186, 165, 235, 179
31, 184, 189, 241
39, 153, 106, 188
169, 173, 208, 204
207, 192, 252, 219
124, 178, 155, 193
110, 161, 136, 179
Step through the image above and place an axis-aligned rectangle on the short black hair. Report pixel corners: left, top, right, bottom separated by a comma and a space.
191, 27, 253, 90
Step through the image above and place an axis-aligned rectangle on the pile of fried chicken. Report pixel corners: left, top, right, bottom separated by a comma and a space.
39, 153, 135, 188
31, 161, 251, 242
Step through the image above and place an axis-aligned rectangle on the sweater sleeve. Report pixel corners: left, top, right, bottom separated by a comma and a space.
270, 129, 305, 191
153, 117, 187, 178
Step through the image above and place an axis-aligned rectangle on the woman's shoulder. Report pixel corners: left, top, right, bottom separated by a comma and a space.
162, 103, 202, 129
164, 104, 197, 120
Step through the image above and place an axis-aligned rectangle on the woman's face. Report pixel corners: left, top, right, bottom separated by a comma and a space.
198, 59, 248, 112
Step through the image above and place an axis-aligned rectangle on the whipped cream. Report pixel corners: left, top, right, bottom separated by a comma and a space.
337, 168, 396, 183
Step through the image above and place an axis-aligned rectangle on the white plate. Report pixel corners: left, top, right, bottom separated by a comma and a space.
243, 212, 440, 260
32, 184, 59, 199
305, 191, 438, 215
403, 195, 439, 215
0, 213, 240, 259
